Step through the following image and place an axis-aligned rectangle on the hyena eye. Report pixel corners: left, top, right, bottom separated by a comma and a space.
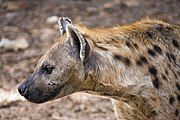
41, 64, 54, 74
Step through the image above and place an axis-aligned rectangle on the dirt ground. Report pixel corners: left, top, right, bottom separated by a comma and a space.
0, 0, 179, 120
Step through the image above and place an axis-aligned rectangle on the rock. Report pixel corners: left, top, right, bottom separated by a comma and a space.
123, 0, 139, 7
2, 1, 30, 11
46, 16, 58, 24
0, 88, 25, 107
0, 38, 29, 51
87, 7, 97, 13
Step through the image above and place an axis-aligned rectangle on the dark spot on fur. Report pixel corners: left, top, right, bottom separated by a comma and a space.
167, 63, 171, 69
136, 56, 148, 66
151, 109, 157, 116
175, 83, 180, 90
166, 26, 173, 31
155, 24, 164, 31
172, 39, 179, 48
124, 58, 131, 66
146, 31, 153, 38
114, 54, 123, 60
113, 54, 131, 66
175, 109, 179, 116
162, 74, 167, 80
148, 49, 156, 56
169, 95, 175, 104
153, 45, 162, 54
136, 60, 142, 66
152, 78, 160, 89
165, 70, 169, 75
126, 41, 132, 48
133, 43, 139, 49
177, 94, 180, 102
102, 92, 111, 96
140, 56, 148, 64
149, 66, 157, 76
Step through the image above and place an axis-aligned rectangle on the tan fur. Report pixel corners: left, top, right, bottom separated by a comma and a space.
19, 19, 180, 120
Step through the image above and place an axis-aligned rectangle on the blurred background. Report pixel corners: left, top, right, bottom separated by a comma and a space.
0, 0, 179, 120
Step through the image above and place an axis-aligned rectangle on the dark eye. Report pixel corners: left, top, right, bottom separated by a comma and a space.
41, 64, 54, 74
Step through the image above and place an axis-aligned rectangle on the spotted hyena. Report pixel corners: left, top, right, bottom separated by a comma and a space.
18, 17, 180, 120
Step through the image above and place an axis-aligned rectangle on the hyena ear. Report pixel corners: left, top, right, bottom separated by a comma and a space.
67, 25, 90, 61
58, 17, 72, 36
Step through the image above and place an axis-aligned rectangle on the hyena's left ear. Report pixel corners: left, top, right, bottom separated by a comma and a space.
58, 17, 90, 61
67, 25, 90, 61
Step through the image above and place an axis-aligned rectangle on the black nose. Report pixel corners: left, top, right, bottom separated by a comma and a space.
18, 84, 27, 96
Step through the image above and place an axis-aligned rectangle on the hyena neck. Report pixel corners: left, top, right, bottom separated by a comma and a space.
83, 43, 155, 117
83, 42, 150, 101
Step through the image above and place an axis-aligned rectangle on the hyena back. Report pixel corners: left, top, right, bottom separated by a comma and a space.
18, 17, 180, 120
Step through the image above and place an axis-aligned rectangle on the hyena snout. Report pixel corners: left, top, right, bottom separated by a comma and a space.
18, 83, 27, 96
18, 80, 45, 103
18, 73, 35, 97
18, 73, 62, 103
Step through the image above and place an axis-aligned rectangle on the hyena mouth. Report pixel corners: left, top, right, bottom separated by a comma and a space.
24, 85, 64, 104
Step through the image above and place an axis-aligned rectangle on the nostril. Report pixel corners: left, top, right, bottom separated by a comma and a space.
18, 84, 27, 95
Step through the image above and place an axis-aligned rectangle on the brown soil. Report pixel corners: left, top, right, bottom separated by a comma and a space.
0, 0, 179, 120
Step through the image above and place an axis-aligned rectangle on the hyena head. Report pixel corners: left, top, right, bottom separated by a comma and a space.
18, 18, 91, 103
